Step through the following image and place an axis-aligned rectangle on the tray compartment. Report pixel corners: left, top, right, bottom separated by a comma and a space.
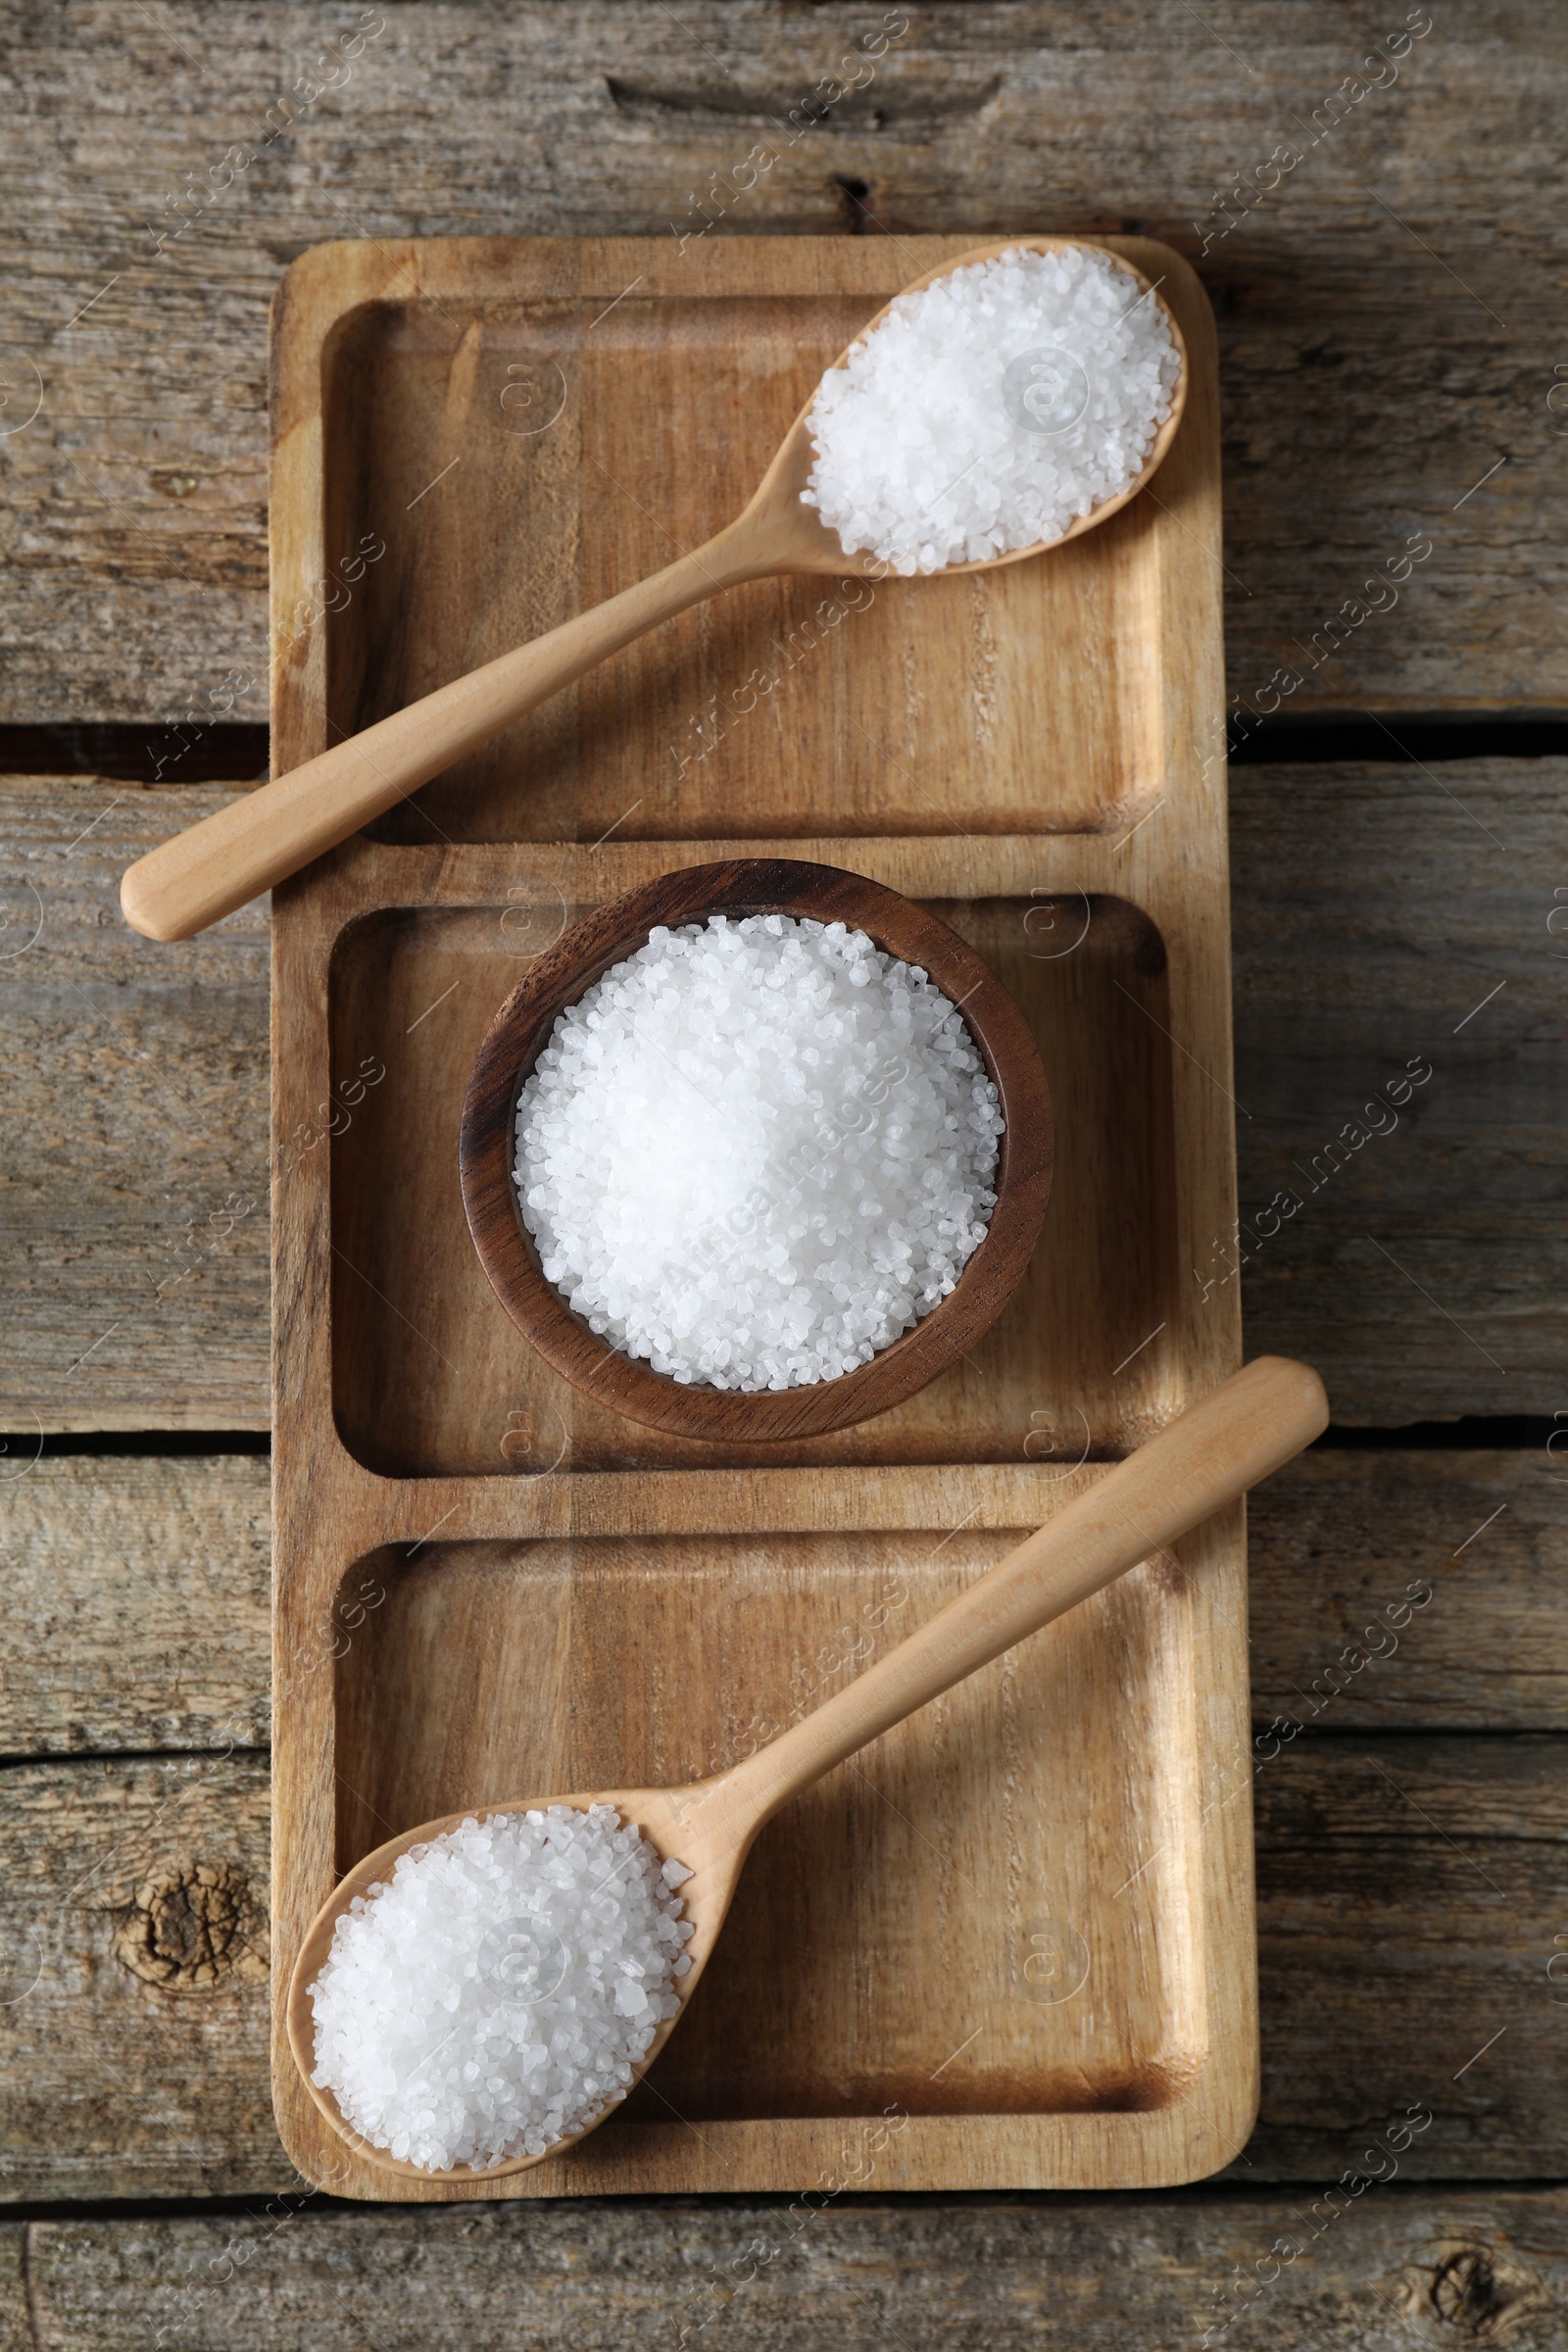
328, 891, 1181, 1477
332, 1529, 1203, 2127
323, 295, 1165, 847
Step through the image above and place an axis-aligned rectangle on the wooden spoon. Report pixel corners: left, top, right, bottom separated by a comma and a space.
287, 1353, 1325, 2184
122, 238, 1187, 942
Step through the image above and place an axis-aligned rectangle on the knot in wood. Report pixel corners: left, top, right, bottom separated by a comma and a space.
1403, 2241, 1546, 2340
113, 1860, 270, 1991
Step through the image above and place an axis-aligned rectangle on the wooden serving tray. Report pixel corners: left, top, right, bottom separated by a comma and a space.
270, 235, 1247, 2201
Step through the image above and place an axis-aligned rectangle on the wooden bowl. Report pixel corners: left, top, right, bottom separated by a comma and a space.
459, 858, 1053, 1442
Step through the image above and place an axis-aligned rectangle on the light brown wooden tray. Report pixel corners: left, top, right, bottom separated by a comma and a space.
269, 234, 1248, 2201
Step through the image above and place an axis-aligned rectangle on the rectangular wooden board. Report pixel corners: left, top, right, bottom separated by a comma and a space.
270, 235, 1247, 2199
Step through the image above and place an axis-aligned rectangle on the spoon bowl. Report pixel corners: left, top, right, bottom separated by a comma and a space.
122, 238, 1189, 942
740, 236, 1189, 580
286, 1779, 751, 2185
287, 1354, 1327, 2187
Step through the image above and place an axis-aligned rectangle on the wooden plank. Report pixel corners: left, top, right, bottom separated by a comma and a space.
3, 760, 1558, 1428
1250, 1450, 1564, 1730
0, 1756, 279, 2201
0, 2229, 26, 2352
1232, 760, 1564, 1417
0, 779, 270, 1431
1248, 1734, 1567, 2181
2, 1452, 1558, 1760
0, 1454, 270, 1756
0, 5, 1561, 719
0, 1736, 1563, 2200
19, 2189, 1568, 2349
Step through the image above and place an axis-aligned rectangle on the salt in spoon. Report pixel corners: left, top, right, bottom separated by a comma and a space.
122, 237, 1187, 943
288, 1354, 1324, 2185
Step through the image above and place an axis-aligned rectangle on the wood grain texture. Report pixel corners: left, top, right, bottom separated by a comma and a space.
0, 1756, 278, 2202
0, 0, 1553, 2304
0, 779, 270, 1431
0, 1738, 1563, 2201
2, 1450, 1558, 1762
0, 1453, 270, 1757
1249, 1449, 1565, 1731
16, 2191, 1568, 2351
1231, 760, 1565, 1417
0, 2230, 25, 2352
0, 4, 1562, 717
3, 760, 1559, 1431
1250, 1734, 1568, 2181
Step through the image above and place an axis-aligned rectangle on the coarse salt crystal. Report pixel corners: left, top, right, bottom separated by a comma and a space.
308, 1806, 692, 2173
803, 245, 1180, 574
513, 912, 1004, 1391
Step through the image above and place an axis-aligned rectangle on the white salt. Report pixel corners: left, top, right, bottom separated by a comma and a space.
803, 244, 1181, 574
309, 1806, 694, 2172
514, 912, 1004, 1391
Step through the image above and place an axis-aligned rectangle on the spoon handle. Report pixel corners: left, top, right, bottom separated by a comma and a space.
716, 1355, 1328, 1836
119, 521, 770, 944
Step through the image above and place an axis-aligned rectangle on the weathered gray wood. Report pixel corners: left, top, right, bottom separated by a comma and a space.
2, 1451, 1559, 1759
2, 762, 1559, 1427
1249, 1734, 1566, 2181
1250, 1450, 1565, 1730
0, 2229, 25, 2352
1232, 761, 1565, 1414
1, 1737, 1563, 2199
20, 2190, 1568, 2351
0, 780, 270, 1430
0, 1454, 270, 1756
0, 1757, 279, 2202
0, 3, 1560, 719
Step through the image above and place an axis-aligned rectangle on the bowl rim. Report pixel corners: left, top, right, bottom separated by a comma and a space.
458, 857, 1054, 1443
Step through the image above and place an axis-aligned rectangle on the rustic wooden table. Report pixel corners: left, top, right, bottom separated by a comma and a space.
2, 3, 1564, 2343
